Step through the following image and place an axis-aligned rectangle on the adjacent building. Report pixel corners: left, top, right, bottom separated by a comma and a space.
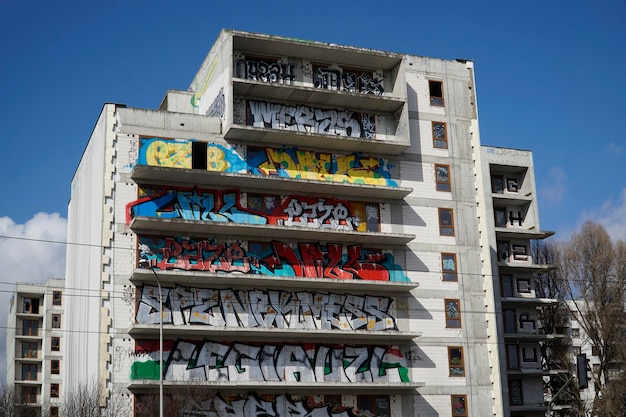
6, 279, 64, 417
62, 29, 556, 416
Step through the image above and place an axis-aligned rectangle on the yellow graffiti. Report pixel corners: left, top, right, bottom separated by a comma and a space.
333, 155, 387, 186
296, 150, 332, 181
191, 56, 219, 108
145, 141, 192, 168
206, 145, 228, 172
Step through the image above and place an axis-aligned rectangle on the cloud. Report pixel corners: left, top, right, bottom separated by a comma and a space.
580, 188, 626, 241
0, 213, 67, 383
539, 166, 567, 206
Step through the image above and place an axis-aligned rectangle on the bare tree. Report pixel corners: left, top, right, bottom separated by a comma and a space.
558, 221, 626, 416
533, 240, 582, 416
62, 380, 126, 417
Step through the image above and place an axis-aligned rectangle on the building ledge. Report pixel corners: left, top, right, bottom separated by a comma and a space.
127, 380, 423, 394
501, 297, 559, 306
506, 368, 570, 376
224, 125, 409, 156
130, 269, 418, 293
503, 333, 568, 342
497, 263, 556, 273
233, 79, 406, 114
131, 165, 412, 201
127, 325, 421, 343
129, 217, 415, 246
495, 228, 555, 240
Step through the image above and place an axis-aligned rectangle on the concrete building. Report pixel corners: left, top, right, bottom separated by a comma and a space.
63, 29, 556, 416
6, 279, 64, 417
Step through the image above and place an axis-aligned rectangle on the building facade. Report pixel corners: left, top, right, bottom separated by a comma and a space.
6, 279, 64, 417
63, 29, 555, 416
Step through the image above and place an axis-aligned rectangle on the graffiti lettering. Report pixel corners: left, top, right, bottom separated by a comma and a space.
131, 340, 410, 383
247, 101, 369, 139
206, 87, 225, 117
136, 285, 397, 331
138, 138, 397, 187
136, 392, 382, 417
127, 187, 378, 232
314, 67, 384, 96
138, 236, 409, 282
234, 59, 296, 84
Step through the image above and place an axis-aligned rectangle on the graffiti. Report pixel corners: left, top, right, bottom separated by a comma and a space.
131, 340, 410, 384
122, 285, 135, 306
137, 138, 397, 187
314, 67, 384, 95
191, 55, 218, 108
485, 147, 530, 157
206, 87, 225, 117
234, 59, 296, 84
247, 101, 373, 139
122, 138, 139, 172
136, 285, 397, 331
127, 185, 379, 232
137, 236, 409, 282
247, 146, 397, 186
137, 392, 383, 417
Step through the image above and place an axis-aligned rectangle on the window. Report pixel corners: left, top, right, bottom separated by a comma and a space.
495, 207, 507, 227
22, 320, 38, 336
438, 208, 455, 236
432, 121, 448, 148
21, 364, 37, 381
571, 328, 580, 337
435, 164, 451, 191
50, 383, 60, 398
22, 341, 38, 358
22, 386, 37, 403
593, 363, 600, 374
522, 346, 538, 362
445, 299, 462, 328
356, 395, 390, 417
501, 275, 514, 297
497, 241, 510, 262
51, 360, 60, 375
429, 80, 444, 106
23, 297, 40, 314
491, 175, 504, 194
51, 337, 60, 352
509, 380, 523, 406
504, 309, 516, 333
451, 395, 468, 416
508, 211, 523, 226
50, 407, 59, 417
512, 244, 528, 261
52, 314, 61, 329
592, 345, 599, 356
448, 347, 465, 376
573, 346, 581, 356
442, 253, 458, 282
506, 344, 519, 369
52, 291, 62, 306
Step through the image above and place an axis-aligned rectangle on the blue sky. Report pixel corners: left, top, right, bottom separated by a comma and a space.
0, 0, 625, 378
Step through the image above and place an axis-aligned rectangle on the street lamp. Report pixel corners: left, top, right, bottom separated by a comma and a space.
138, 259, 164, 417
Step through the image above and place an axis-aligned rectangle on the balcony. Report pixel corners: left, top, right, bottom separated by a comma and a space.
128, 380, 423, 395
129, 217, 415, 246
128, 325, 420, 344
130, 269, 417, 293
131, 165, 412, 201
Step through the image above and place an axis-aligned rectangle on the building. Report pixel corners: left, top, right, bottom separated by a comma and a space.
63, 29, 556, 416
6, 279, 64, 417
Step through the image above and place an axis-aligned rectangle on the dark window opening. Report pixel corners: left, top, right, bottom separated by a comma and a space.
191, 142, 207, 170
429, 80, 444, 106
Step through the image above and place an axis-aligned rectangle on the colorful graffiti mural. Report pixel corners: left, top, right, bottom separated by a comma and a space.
136, 285, 397, 331
130, 340, 410, 383
137, 138, 397, 187
136, 392, 389, 417
138, 236, 409, 282
127, 186, 380, 232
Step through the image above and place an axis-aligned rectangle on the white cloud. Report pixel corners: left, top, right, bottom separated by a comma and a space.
539, 166, 567, 206
0, 213, 67, 382
579, 188, 626, 241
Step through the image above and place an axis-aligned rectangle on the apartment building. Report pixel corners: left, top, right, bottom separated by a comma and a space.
63, 29, 556, 416
6, 279, 64, 417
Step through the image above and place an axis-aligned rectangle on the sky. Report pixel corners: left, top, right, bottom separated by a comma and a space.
0, 0, 625, 380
